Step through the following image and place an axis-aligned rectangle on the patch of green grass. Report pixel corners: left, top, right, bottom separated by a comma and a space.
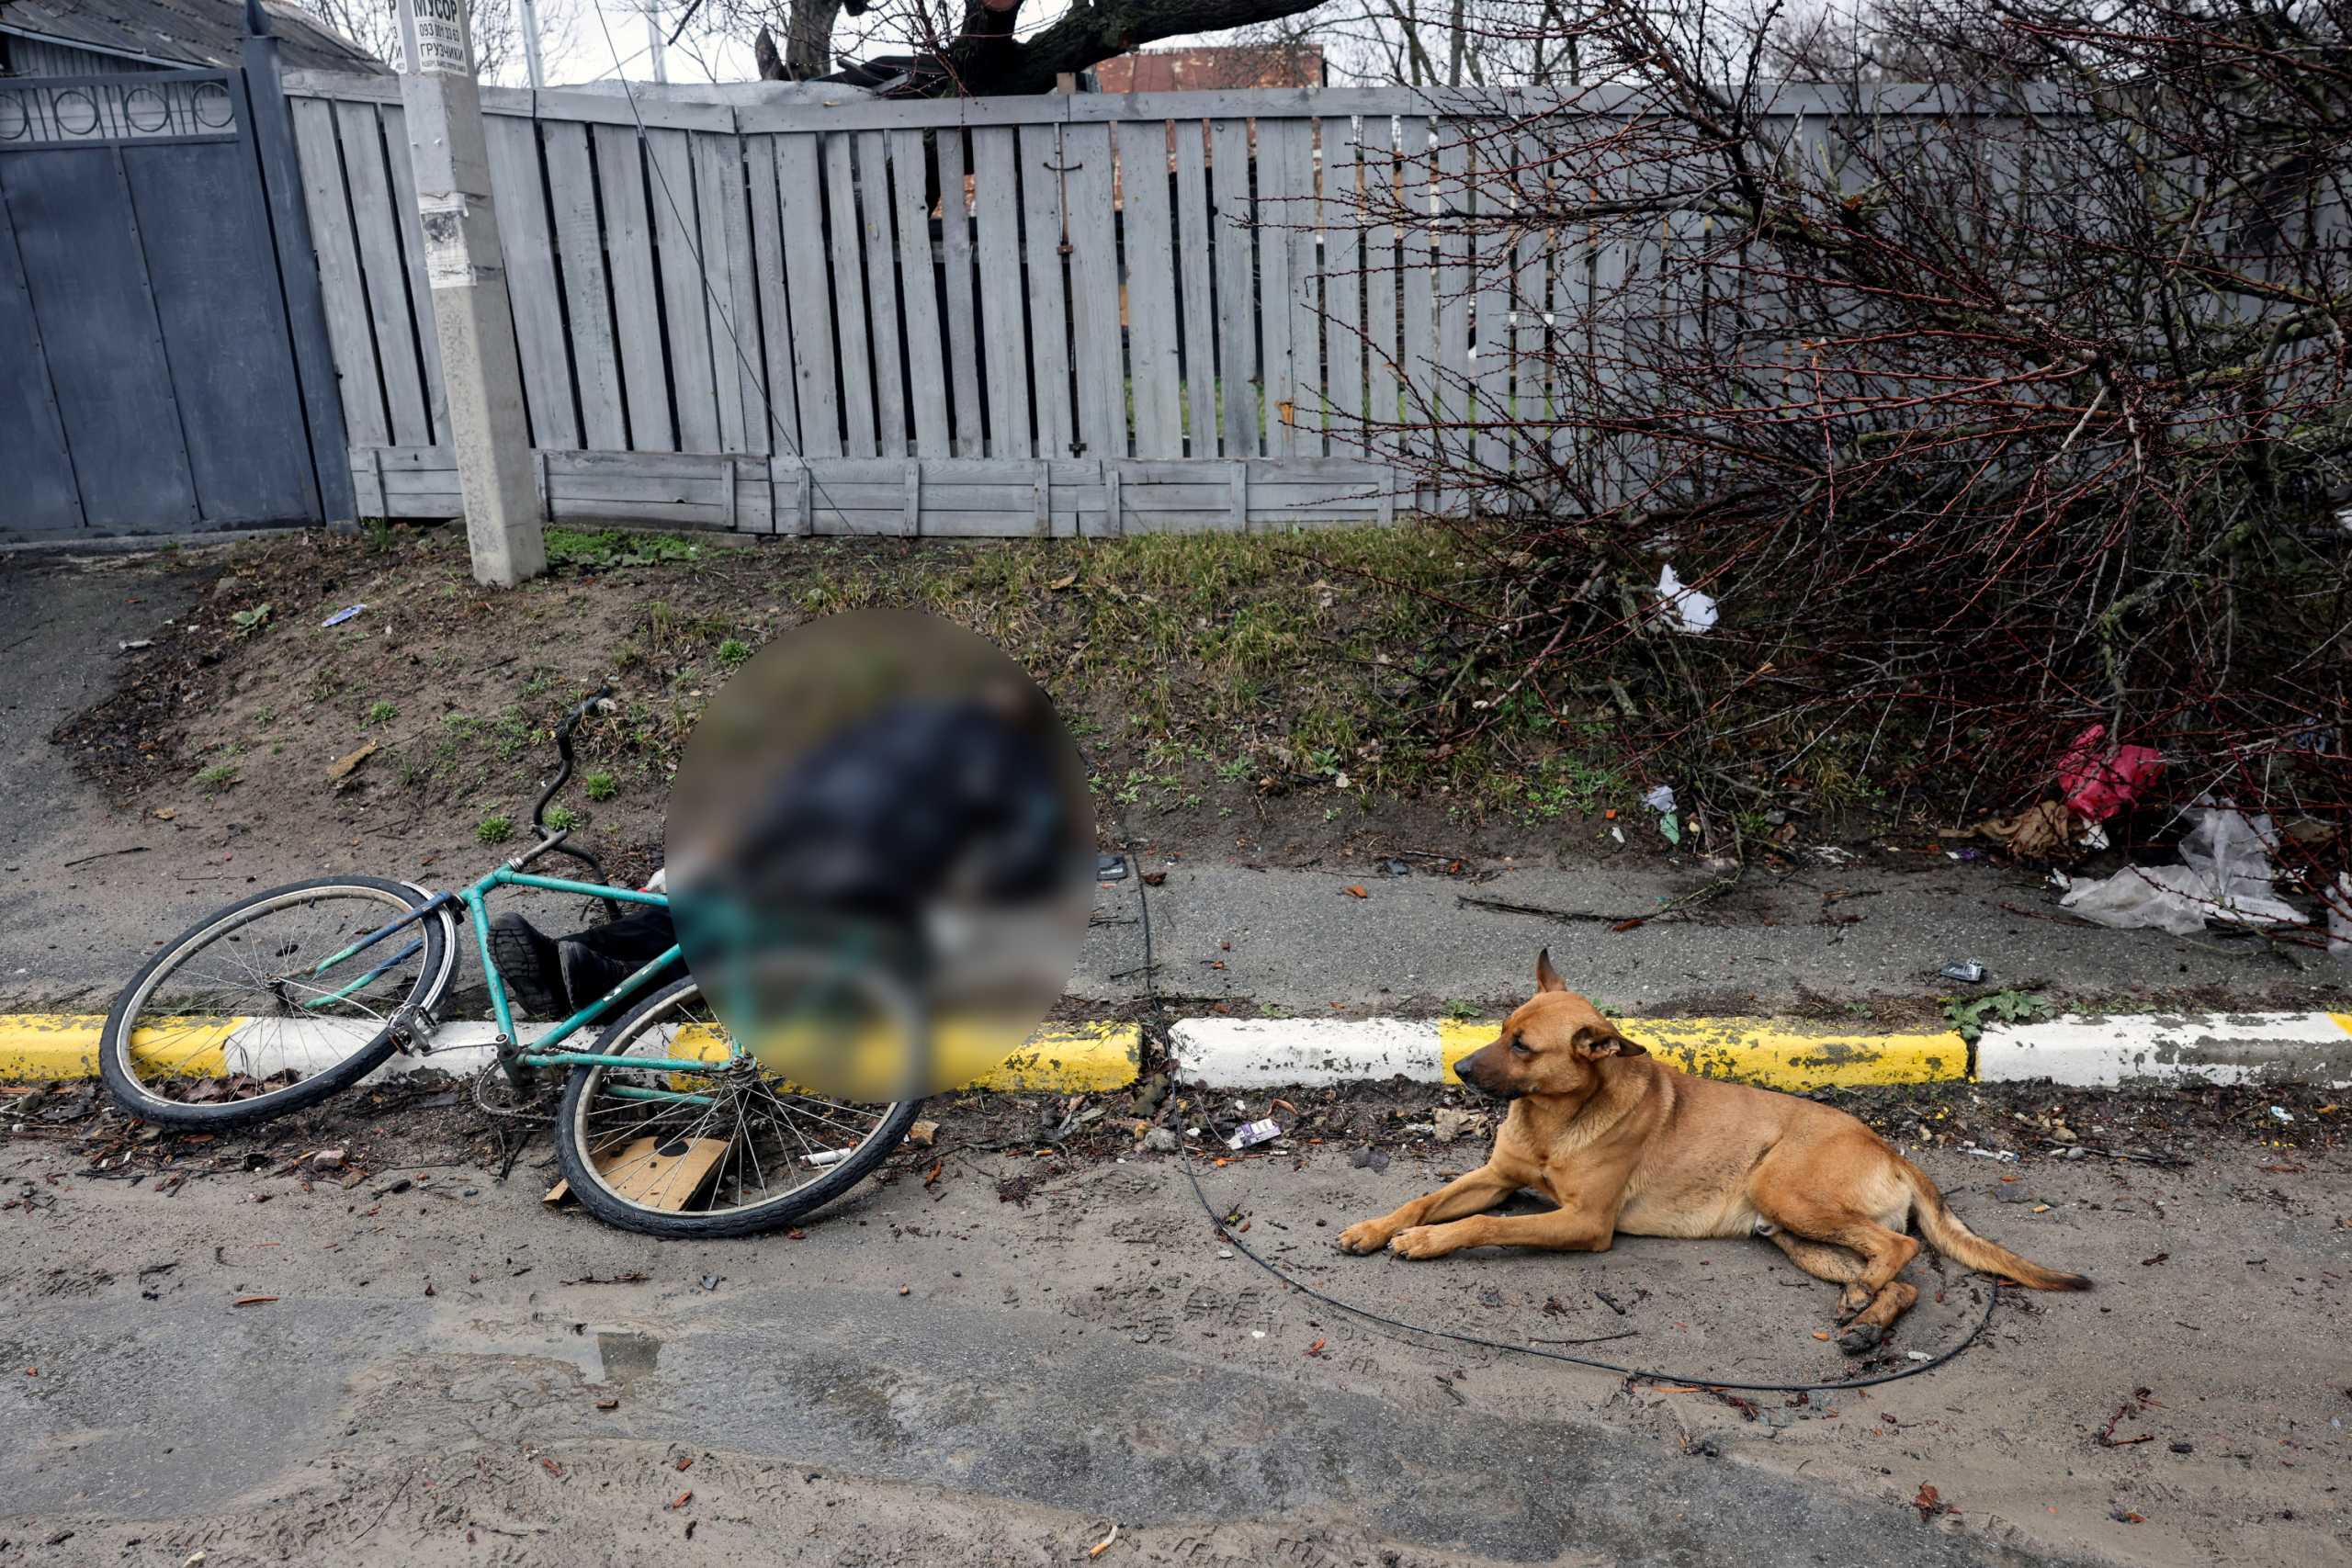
584, 771, 617, 801
1442, 999, 1480, 1021
362, 699, 398, 728
196, 761, 239, 793
1944, 988, 2048, 1044
543, 805, 581, 831
717, 637, 752, 669
544, 528, 703, 570
475, 815, 514, 844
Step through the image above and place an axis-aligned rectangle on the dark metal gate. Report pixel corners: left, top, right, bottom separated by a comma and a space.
0, 47, 351, 539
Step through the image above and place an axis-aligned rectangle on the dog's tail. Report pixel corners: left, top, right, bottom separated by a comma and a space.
1902, 1159, 2091, 1292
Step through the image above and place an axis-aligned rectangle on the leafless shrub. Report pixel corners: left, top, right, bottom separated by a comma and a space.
1325, 0, 2349, 906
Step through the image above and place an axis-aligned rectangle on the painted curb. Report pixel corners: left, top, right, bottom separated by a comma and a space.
1977, 1011, 2352, 1089
1177, 1016, 1971, 1090
0, 1015, 1140, 1094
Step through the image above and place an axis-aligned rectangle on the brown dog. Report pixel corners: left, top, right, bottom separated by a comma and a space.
1339, 952, 2088, 1351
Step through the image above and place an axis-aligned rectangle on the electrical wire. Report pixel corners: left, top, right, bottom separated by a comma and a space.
1136, 865, 2005, 1396
576, 25, 2009, 1396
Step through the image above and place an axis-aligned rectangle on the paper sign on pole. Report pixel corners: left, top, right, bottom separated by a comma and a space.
406, 0, 472, 76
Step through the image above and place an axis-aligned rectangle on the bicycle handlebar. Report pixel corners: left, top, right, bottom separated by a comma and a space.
527, 686, 625, 923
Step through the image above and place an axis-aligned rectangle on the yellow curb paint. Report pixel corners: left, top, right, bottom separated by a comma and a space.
0, 1014, 251, 1081
2331, 1013, 2352, 1038
0, 1014, 1141, 1095
0, 1014, 105, 1080
1437, 1017, 1967, 1089
978, 1021, 1140, 1092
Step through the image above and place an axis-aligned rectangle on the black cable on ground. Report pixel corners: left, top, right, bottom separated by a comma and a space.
1133, 863, 2004, 1396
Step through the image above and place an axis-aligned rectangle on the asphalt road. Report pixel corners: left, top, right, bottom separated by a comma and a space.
3, 1077, 2345, 1567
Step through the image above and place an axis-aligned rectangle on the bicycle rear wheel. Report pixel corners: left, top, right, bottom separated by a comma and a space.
552, 976, 923, 1238
101, 876, 452, 1128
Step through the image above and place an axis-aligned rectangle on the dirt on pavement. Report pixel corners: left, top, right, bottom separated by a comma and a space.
3, 1068, 2345, 1567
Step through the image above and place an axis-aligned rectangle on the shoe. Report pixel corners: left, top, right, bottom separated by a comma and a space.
559, 939, 635, 1015
488, 913, 571, 1019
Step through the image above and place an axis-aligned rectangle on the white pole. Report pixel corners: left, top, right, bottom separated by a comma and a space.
646, 0, 668, 82
392, 0, 546, 586
517, 0, 546, 86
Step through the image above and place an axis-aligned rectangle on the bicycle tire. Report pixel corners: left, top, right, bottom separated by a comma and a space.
101, 875, 452, 1129
552, 976, 924, 1239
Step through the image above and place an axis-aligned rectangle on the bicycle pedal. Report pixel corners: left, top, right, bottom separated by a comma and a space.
391, 1003, 443, 1054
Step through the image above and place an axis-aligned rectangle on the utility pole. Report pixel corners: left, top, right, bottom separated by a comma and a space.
646, 0, 668, 82
517, 0, 546, 87
393, 0, 545, 586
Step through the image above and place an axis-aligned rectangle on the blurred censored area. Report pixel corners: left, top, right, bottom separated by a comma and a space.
665, 611, 1094, 1100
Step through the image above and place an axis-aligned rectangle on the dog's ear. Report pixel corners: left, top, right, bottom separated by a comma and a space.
1534, 948, 1566, 994
1571, 1021, 1647, 1059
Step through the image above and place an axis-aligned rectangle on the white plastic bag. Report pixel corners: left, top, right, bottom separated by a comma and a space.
2060, 802, 2305, 934
1655, 565, 1718, 634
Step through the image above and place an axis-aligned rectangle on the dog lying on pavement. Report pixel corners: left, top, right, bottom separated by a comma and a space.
1339, 952, 2089, 1352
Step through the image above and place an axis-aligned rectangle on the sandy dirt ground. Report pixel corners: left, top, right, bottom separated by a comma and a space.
2, 1075, 2344, 1568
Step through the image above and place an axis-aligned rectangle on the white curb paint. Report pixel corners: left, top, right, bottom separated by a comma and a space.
1170, 1017, 1442, 1089
1978, 1011, 2352, 1089
361, 1022, 545, 1085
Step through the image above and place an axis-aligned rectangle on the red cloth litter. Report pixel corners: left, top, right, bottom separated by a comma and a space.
2057, 725, 2163, 820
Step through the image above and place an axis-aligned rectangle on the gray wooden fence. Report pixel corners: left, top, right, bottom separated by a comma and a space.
277, 74, 1974, 535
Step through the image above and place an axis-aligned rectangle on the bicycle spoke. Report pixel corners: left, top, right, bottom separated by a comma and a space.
115, 885, 432, 1111
571, 985, 907, 1220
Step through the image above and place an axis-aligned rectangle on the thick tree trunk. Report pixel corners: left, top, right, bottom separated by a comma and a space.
940, 0, 1328, 96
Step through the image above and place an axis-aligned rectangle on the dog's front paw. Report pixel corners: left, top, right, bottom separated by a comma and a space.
1337, 1221, 1390, 1255
1835, 1322, 1883, 1357
1386, 1224, 1453, 1260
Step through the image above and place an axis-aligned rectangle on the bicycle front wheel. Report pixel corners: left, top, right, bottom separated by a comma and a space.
101, 876, 450, 1128
552, 976, 923, 1238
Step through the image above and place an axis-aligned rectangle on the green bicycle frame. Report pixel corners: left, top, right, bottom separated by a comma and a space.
306, 863, 725, 1079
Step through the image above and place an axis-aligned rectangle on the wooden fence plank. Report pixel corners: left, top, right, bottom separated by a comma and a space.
1363, 113, 1399, 465
482, 112, 578, 451
332, 99, 431, 447
288, 95, 387, 449
690, 131, 751, 454
1018, 122, 1075, 463
971, 126, 1028, 458
1255, 116, 1299, 458
593, 122, 672, 451
542, 120, 625, 451
1512, 130, 1547, 483
773, 132, 839, 457
646, 127, 719, 452
1209, 117, 1256, 457
1472, 125, 1510, 479
1287, 118, 1326, 457
821, 132, 877, 456
1063, 121, 1124, 461
1397, 116, 1435, 472
933, 128, 985, 458
888, 128, 951, 456
743, 135, 797, 456
854, 130, 907, 457
1322, 114, 1363, 457
1170, 120, 1216, 458
1433, 124, 1471, 495
377, 103, 449, 445
1116, 118, 1182, 459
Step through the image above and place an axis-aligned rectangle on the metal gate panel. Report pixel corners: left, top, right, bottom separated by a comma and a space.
123, 140, 321, 523
0, 66, 345, 538
0, 144, 199, 531
0, 176, 79, 533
